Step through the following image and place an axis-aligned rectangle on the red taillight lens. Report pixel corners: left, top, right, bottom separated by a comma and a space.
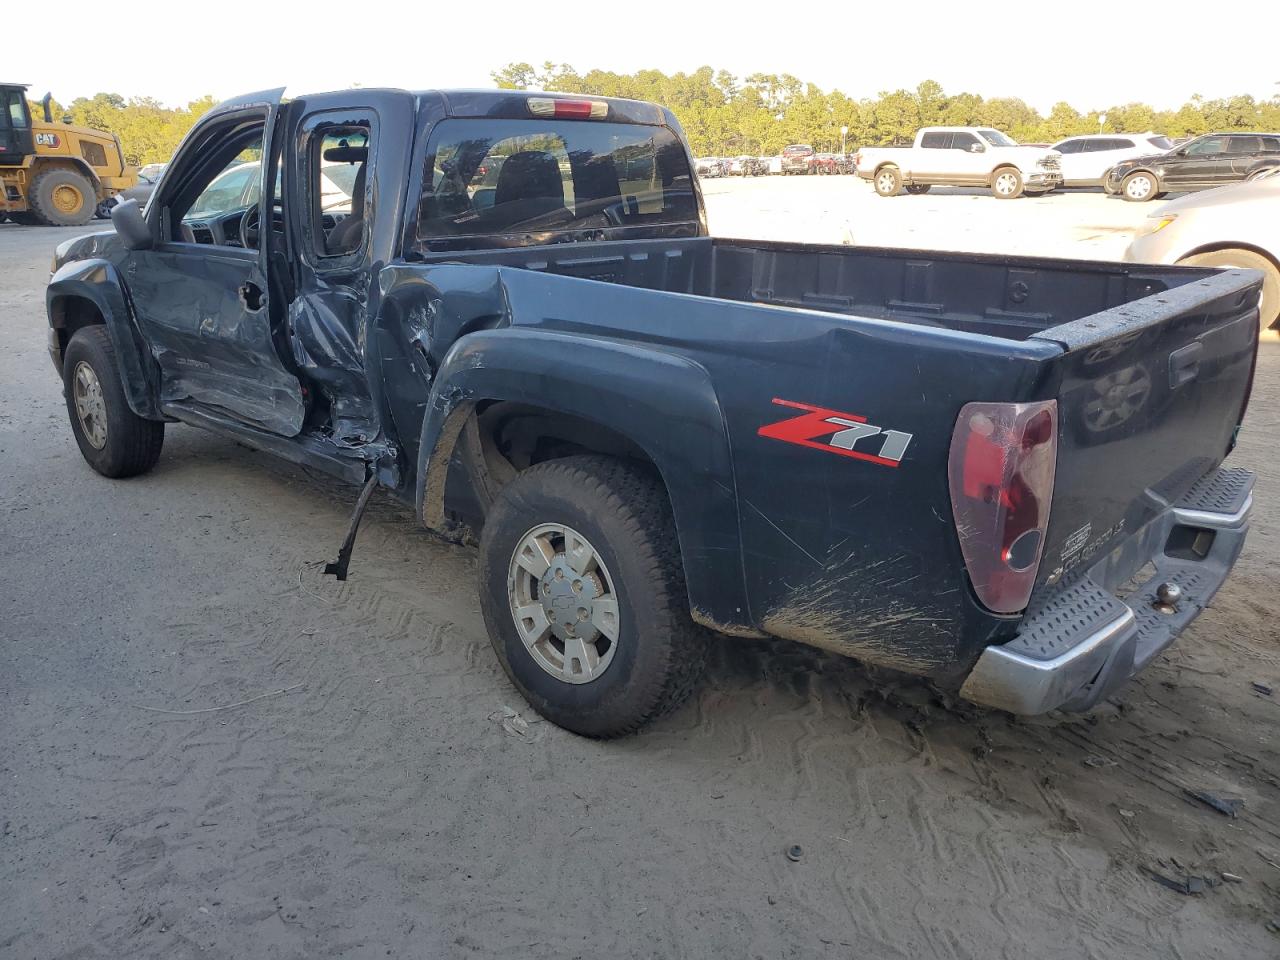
948, 401, 1058, 614
527, 98, 608, 120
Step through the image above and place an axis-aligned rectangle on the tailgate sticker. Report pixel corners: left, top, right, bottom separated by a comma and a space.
758, 398, 912, 467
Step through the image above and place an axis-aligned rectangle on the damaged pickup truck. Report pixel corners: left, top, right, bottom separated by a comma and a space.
47, 87, 1260, 737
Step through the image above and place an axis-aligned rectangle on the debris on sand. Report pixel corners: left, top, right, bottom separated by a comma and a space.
785, 845, 804, 862
1083, 754, 1117, 768
1184, 789, 1245, 818
1252, 681, 1273, 697
1143, 867, 1206, 896
1221, 872, 1244, 884
489, 705, 544, 744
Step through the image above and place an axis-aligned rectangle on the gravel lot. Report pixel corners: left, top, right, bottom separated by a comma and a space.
3, 189, 1279, 959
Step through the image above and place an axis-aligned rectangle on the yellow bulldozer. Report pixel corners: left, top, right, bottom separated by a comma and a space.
0, 83, 136, 226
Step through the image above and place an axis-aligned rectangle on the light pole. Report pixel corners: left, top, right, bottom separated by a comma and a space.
840, 125, 849, 156
1098, 112, 1107, 133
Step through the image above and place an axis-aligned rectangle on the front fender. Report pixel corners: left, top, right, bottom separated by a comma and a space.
47, 258, 162, 419
417, 328, 754, 633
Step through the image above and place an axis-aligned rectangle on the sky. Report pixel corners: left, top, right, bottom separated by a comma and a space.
9, 0, 1278, 114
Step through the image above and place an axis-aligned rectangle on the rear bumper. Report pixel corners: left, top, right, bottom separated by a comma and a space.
960, 465, 1253, 714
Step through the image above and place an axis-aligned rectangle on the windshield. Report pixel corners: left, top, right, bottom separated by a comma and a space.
978, 129, 1017, 147
1147, 135, 1174, 151
415, 118, 698, 251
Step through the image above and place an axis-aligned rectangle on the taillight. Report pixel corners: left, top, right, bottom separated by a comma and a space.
947, 400, 1058, 614
527, 98, 608, 120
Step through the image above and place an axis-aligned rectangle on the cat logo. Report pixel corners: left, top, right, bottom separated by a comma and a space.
758, 398, 912, 468
35, 132, 61, 148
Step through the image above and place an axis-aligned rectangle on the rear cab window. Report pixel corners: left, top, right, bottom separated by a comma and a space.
414, 118, 698, 252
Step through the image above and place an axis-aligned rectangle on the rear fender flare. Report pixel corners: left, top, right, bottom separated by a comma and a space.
46, 259, 162, 418
416, 328, 753, 631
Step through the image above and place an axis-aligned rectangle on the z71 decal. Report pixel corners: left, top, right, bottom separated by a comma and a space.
757, 398, 912, 467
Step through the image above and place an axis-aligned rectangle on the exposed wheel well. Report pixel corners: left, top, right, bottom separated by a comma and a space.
431, 399, 673, 538
48, 295, 106, 363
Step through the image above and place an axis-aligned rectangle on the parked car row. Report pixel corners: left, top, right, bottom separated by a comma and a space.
855, 127, 1062, 199
695, 148, 857, 179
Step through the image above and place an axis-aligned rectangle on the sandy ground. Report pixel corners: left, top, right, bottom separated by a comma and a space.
2, 191, 1279, 959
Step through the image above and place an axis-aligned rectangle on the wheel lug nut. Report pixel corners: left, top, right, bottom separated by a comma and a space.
554, 569, 564, 581
576, 608, 589, 621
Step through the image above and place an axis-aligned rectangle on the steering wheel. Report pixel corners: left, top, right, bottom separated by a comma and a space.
239, 205, 260, 249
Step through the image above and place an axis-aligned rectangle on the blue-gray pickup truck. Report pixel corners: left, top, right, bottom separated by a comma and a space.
47, 87, 1259, 737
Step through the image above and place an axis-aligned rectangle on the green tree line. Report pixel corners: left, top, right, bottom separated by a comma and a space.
29, 70, 1280, 168
493, 63, 1280, 156
28, 92, 217, 166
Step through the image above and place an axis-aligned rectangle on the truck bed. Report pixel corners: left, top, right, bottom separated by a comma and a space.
397, 235, 1258, 688
415, 236, 1221, 343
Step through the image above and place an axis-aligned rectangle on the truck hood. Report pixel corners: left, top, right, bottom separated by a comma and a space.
1155, 173, 1280, 214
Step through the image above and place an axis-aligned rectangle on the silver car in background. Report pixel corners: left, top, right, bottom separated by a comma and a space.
1125, 172, 1280, 336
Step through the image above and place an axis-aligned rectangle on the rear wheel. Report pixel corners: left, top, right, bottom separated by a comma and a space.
874, 166, 903, 197
991, 167, 1024, 199
1121, 171, 1158, 202
1179, 248, 1280, 338
62, 326, 164, 477
29, 167, 97, 226
905, 184, 931, 195
1248, 167, 1278, 182
478, 456, 707, 738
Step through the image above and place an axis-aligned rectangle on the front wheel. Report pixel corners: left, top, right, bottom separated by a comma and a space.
62, 326, 164, 477
1179, 249, 1280, 338
991, 168, 1024, 199
1121, 171, 1158, 201
874, 166, 903, 197
478, 456, 708, 738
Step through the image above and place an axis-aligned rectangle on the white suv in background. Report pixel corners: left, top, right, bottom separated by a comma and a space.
1050, 133, 1173, 187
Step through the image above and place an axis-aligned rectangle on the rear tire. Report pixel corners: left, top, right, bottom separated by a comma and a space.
1179, 248, 1280, 338
905, 184, 931, 195
62, 326, 164, 477
1248, 167, 1278, 182
991, 167, 1024, 199
1121, 171, 1158, 202
478, 455, 708, 738
874, 166, 903, 197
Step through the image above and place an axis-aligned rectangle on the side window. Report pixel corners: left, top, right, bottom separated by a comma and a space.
1262, 137, 1280, 153
920, 132, 949, 149
1184, 136, 1227, 156
308, 121, 371, 258
950, 132, 979, 151
185, 154, 260, 221
5, 91, 28, 128
1114, 139, 1135, 149
1227, 136, 1261, 154
1054, 140, 1081, 154
1079, 140, 1105, 153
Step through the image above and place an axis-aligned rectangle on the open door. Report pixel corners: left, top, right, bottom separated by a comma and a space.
125, 88, 306, 436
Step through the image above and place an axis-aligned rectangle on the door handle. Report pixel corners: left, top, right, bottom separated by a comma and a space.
238, 281, 264, 312
1168, 341, 1202, 389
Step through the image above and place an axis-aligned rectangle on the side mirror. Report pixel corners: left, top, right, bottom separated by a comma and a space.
110, 198, 153, 251
969, 142, 986, 154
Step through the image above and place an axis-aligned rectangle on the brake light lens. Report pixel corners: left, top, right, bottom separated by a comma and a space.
527, 98, 608, 120
947, 400, 1058, 614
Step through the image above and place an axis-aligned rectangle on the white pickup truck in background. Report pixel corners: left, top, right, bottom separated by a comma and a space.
855, 127, 1062, 198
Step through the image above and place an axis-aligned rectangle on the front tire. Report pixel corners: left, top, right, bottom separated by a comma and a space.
478, 456, 707, 738
874, 166, 903, 197
29, 168, 98, 226
1121, 171, 1158, 202
62, 326, 164, 477
1179, 248, 1280, 338
991, 167, 1024, 199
